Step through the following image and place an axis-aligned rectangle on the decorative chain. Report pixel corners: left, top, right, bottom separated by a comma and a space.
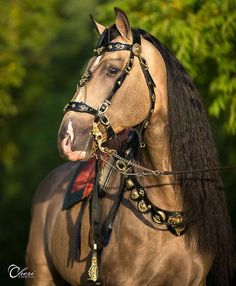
100, 156, 160, 177
91, 122, 162, 176
91, 117, 235, 177
111, 152, 162, 176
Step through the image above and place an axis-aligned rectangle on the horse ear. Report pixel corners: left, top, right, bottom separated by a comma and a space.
90, 15, 106, 35
114, 7, 132, 41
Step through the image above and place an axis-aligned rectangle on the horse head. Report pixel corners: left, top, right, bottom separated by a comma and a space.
57, 8, 164, 161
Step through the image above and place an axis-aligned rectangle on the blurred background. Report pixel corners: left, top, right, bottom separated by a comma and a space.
0, 0, 235, 285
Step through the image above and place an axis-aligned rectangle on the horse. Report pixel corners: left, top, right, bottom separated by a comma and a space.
25, 8, 233, 286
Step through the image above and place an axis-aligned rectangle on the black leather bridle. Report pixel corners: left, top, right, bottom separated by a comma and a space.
63, 25, 156, 148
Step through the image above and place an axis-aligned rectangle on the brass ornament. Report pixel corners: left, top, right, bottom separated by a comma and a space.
88, 244, 99, 282
132, 43, 142, 57
124, 58, 134, 74
168, 213, 185, 236
172, 225, 185, 236
130, 189, 139, 200
137, 200, 149, 213
168, 213, 184, 225
126, 179, 134, 189
80, 105, 88, 111
115, 43, 125, 49
152, 211, 166, 224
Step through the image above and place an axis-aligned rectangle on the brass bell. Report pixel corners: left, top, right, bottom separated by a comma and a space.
126, 179, 134, 189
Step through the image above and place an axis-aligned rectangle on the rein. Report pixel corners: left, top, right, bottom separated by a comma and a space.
100, 150, 236, 177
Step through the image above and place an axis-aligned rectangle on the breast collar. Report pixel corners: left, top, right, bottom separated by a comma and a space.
63, 26, 156, 148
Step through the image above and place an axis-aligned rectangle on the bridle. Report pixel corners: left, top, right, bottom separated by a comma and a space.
63, 25, 156, 149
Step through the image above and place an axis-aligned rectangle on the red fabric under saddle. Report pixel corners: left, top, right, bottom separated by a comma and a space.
62, 158, 96, 209
71, 157, 96, 198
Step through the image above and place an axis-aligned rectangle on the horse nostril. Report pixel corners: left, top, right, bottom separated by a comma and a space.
65, 135, 71, 146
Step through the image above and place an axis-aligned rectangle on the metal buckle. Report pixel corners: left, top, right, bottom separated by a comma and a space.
98, 101, 110, 114
100, 115, 110, 126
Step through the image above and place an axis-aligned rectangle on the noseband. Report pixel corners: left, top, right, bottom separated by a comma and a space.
63, 26, 156, 149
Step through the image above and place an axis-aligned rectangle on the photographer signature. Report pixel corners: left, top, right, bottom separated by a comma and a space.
8, 264, 35, 279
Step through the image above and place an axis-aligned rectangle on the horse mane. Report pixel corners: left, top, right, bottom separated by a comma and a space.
138, 29, 234, 286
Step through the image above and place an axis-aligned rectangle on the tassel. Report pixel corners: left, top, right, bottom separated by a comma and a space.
88, 244, 100, 283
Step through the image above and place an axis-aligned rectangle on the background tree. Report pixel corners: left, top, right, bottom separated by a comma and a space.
0, 0, 235, 285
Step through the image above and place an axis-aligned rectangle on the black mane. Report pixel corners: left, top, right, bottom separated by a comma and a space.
138, 29, 233, 286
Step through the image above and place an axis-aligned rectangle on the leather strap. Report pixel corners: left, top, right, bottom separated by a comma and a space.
94, 42, 131, 56
64, 101, 97, 116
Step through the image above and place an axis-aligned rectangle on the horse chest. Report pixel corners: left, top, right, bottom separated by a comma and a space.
99, 207, 202, 286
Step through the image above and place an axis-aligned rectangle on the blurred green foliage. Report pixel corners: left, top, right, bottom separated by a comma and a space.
0, 0, 235, 285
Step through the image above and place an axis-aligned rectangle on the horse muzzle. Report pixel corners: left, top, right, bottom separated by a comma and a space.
57, 116, 94, 161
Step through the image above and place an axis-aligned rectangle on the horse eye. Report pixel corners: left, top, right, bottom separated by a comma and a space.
107, 67, 120, 75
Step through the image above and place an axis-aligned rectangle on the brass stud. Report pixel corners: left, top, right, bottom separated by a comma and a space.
144, 121, 149, 129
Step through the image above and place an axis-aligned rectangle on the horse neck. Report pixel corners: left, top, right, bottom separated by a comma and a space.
135, 102, 182, 211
